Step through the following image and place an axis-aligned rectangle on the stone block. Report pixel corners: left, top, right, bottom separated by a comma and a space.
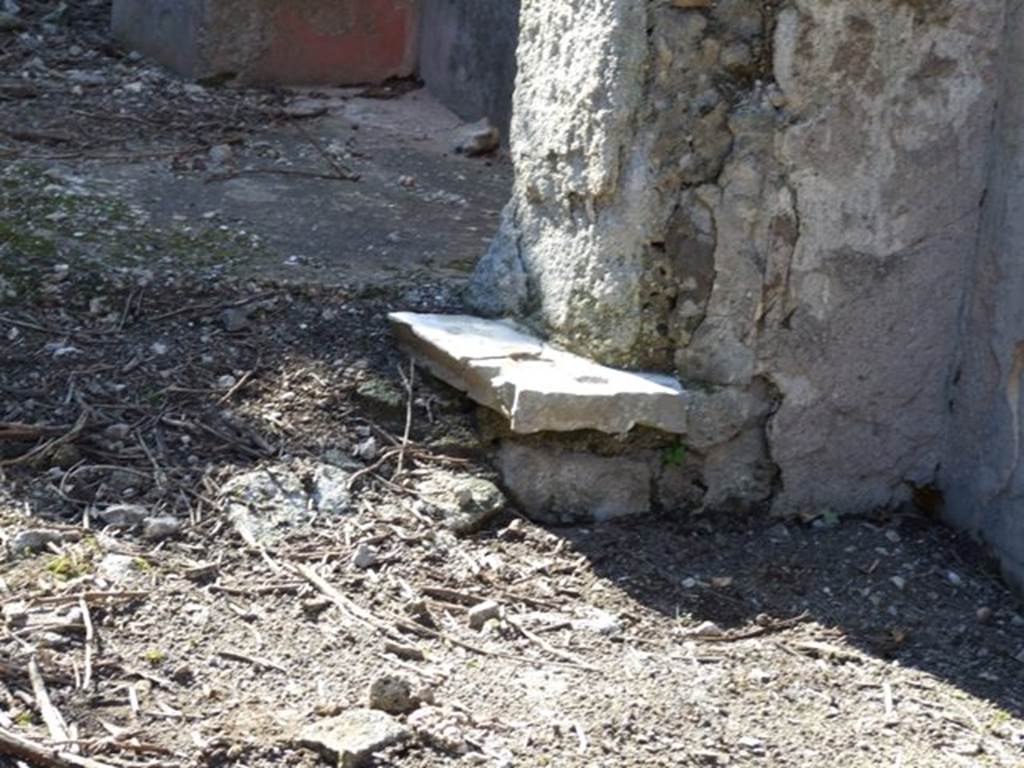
498, 442, 653, 523
388, 312, 688, 435
111, 0, 419, 86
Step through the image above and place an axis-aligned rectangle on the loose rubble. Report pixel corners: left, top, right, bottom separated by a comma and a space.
367, 673, 432, 715
452, 118, 500, 157
297, 709, 412, 768
415, 470, 506, 535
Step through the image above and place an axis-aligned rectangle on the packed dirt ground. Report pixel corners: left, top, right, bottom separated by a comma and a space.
1, 3, 1023, 767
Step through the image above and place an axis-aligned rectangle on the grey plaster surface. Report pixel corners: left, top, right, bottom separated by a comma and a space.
418, 0, 520, 139
943, 2, 1024, 592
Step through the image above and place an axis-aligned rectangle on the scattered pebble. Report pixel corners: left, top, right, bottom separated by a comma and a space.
689, 620, 725, 639
10, 528, 65, 556
351, 543, 379, 571
572, 609, 622, 635
356, 437, 379, 461
2, 600, 27, 626
468, 600, 501, 630
96, 553, 141, 584
282, 99, 328, 119
103, 423, 132, 441
96, 503, 150, 529
408, 706, 472, 755
220, 307, 250, 332
296, 709, 411, 768
208, 143, 234, 166
142, 516, 183, 541
498, 518, 527, 541
367, 673, 425, 714
737, 735, 766, 753
452, 118, 500, 156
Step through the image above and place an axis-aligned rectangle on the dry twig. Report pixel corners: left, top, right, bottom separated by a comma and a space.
694, 612, 810, 643
0, 727, 118, 768
28, 658, 73, 750
149, 292, 276, 323
395, 360, 415, 477
0, 423, 69, 442
293, 564, 595, 672
216, 650, 288, 674
79, 597, 96, 691
0, 412, 90, 468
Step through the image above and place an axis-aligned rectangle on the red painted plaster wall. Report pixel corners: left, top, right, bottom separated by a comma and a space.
254, 1, 418, 85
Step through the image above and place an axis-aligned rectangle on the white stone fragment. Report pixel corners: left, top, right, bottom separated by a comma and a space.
388, 312, 688, 435
467, 600, 501, 630
297, 709, 411, 768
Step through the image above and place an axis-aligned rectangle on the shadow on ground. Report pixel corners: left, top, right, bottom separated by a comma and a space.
2, 270, 1023, 766
537, 507, 1024, 718
3, 270, 1022, 725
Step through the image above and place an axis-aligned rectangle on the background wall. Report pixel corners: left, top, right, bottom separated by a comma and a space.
418, 0, 521, 137
943, 2, 1024, 592
111, 0, 522, 128
111, 0, 420, 85
111, 0, 205, 78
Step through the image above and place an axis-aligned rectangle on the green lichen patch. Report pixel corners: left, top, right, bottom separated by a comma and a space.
0, 162, 269, 306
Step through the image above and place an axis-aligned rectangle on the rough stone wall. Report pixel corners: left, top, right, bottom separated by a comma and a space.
419, 0, 521, 139
943, 3, 1024, 592
469, 0, 1016, 572
763, 0, 1003, 516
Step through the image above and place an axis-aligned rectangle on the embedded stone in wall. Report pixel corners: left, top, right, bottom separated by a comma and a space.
498, 443, 653, 524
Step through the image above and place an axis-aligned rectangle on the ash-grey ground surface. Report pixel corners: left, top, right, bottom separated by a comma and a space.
0, 3, 1023, 768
